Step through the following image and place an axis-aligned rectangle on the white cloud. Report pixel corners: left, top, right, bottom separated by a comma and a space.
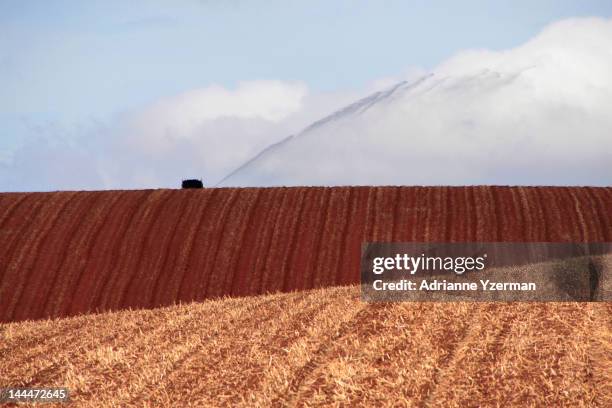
131, 80, 308, 138
0, 79, 364, 190
2, 17, 611, 191
111, 80, 310, 185
220, 18, 612, 187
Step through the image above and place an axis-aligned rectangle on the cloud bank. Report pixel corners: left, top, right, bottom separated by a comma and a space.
1, 80, 362, 190
220, 18, 612, 187
1, 17, 611, 191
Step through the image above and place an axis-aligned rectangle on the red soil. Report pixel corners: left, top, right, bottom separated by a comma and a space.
0, 186, 610, 323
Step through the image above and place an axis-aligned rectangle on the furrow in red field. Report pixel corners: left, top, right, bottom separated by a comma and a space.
581, 187, 608, 241
452, 186, 472, 241
206, 188, 261, 298
476, 185, 499, 241
47, 191, 115, 318
371, 186, 399, 242
587, 187, 612, 241
0, 193, 28, 233
418, 187, 436, 241
306, 187, 334, 289
282, 188, 326, 292
66, 190, 131, 316
545, 187, 562, 240
553, 187, 584, 241
528, 187, 549, 240
487, 187, 502, 241
258, 187, 306, 294
0, 194, 43, 285
120, 190, 192, 309
530, 186, 550, 240
278, 187, 309, 292
427, 185, 446, 241
327, 187, 354, 286
591, 188, 612, 242
443, 186, 459, 240
83, 190, 152, 313
508, 187, 528, 241
258, 187, 296, 293
427, 186, 447, 241
465, 186, 479, 240
113, 190, 175, 310
366, 187, 387, 242
334, 187, 370, 284
569, 187, 596, 242
180, 188, 239, 301
394, 186, 421, 241
536, 187, 557, 241
494, 186, 519, 241
1, 192, 78, 321
200, 187, 244, 298
95, 190, 163, 311
148, 190, 204, 307
109, 189, 175, 307
164, 188, 215, 305
362, 186, 378, 241
17, 191, 99, 321
554, 187, 580, 241
229, 188, 281, 296
139, 190, 198, 308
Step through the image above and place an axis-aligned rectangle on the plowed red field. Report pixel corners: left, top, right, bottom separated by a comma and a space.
1, 186, 611, 322
1, 286, 610, 407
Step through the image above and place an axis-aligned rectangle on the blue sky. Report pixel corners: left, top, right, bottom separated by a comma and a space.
1, 1, 612, 190
4, 1, 612, 118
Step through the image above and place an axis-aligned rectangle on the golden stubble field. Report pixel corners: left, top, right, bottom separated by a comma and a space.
1, 285, 610, 407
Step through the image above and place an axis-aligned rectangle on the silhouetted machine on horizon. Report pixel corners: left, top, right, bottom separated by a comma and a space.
181, 179, 203, 189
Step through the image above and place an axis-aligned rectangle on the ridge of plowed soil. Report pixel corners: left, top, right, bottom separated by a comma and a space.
1, 186, 611, 322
